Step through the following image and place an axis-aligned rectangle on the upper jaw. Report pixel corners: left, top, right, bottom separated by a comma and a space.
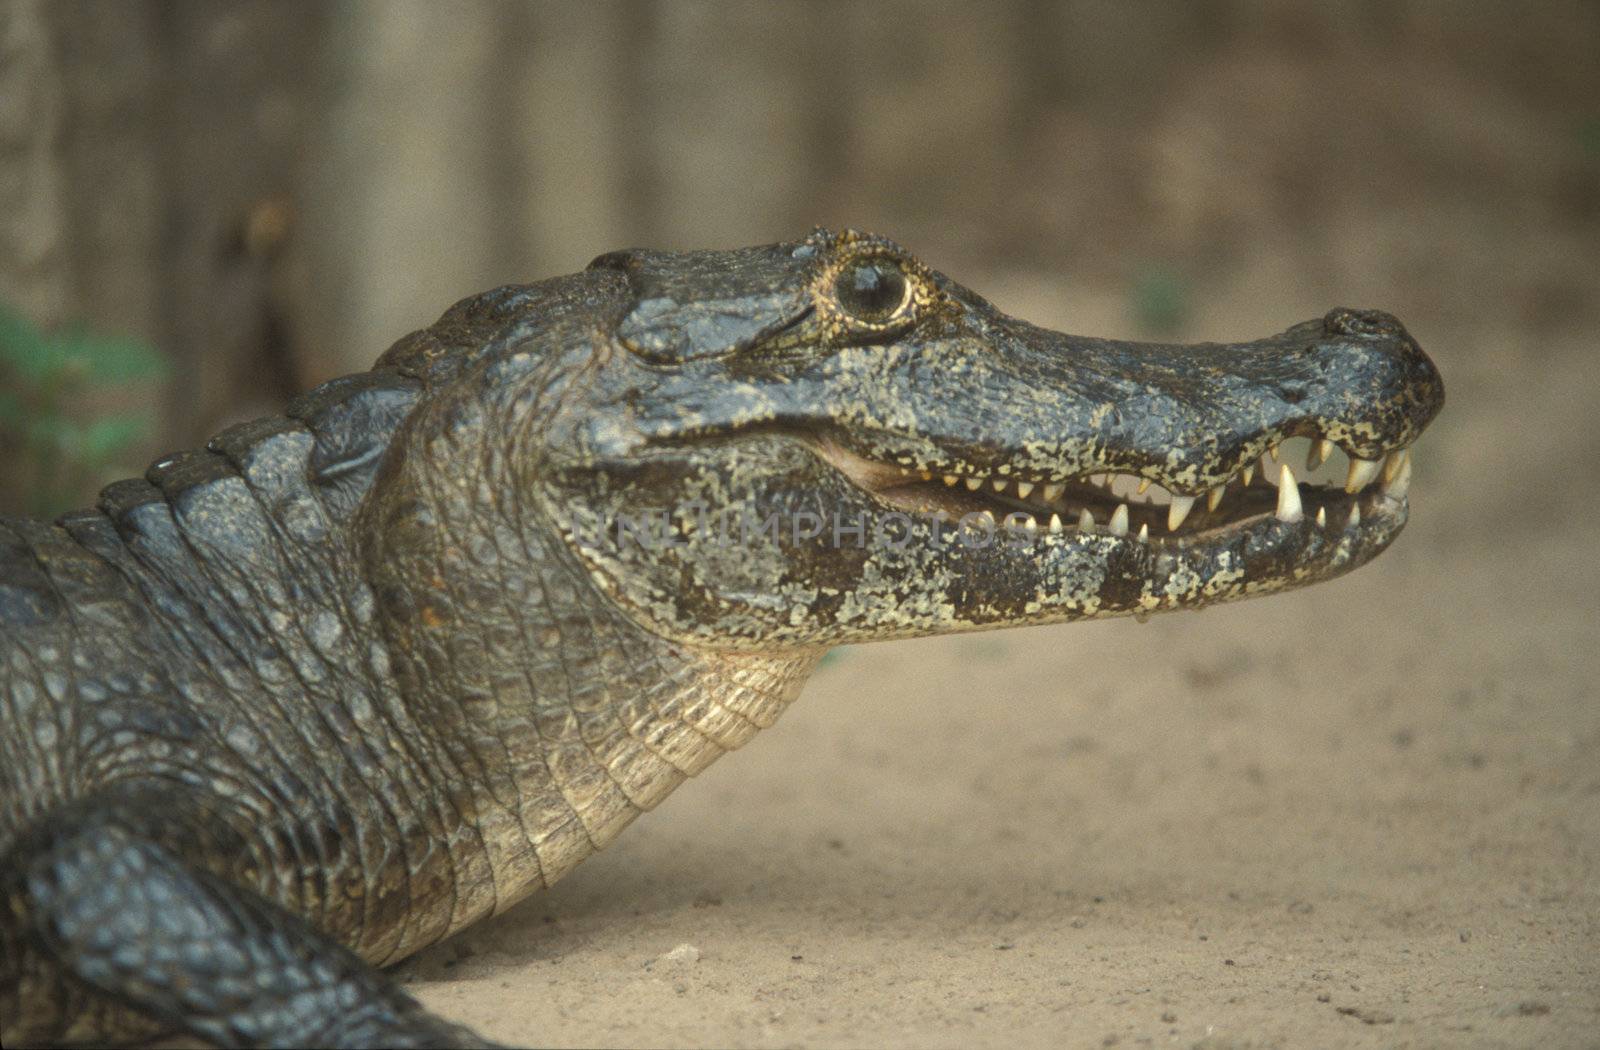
814, 302, 1439, 549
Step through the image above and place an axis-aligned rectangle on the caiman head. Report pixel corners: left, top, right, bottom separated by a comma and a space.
533, 229, 1443, 650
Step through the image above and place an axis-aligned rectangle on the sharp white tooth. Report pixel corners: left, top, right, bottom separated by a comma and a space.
1345, 457, 1382, 493
1315, 505, 1327, 527
1268, 443, 1281, 462
1207, 486, 1225, 512
1136, 522, 1149, 543
1348, 503, 1361, 527
1275, 463, 1303, 522
1109, 504, 1129, 536
1308, 438, 1334, 470
1043, 483, 1065, 501
1384, 454, 1411, 499
1078, 508, 1095, 531
1382, 449, 1408, 484
1137, 477, 1153, 495
1015, 480, 1034, 499
1023, 515, 1038, 533
965, 476, 983, 491
1241, 463, 1256, 487
943, 474, 960, 487
992, 477, 1008, 493
1167, 494, 1195, 531
1049, 512, 1063, 533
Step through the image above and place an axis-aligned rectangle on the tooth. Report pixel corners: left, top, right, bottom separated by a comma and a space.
1167, 494, 1195, 531
1207, 486, 1225, 512
1108, 503, 1129, 536
978, 509, 995, 525
1348, 503, 1361, 528
1078, 508, 1095, 531
1043, 483, 1065, 501
1382, 449, 1408, 483
1275, 464, 1303, 522
1345, 457, 1382, 493
1015, 481, 1034, 499
965, 477, 983, 491
1137, 477, 1153, 495
943, 474, 959, 486
1315, 506, 1327, 527
1049, 513, 1063, 533
1136, 523, 1149, 542
1241, 463, 1256, 487
1308, 438, 1334, 470
1268, 443, 1281, 462
993, 477, 1009, 492
919, 470, 932, 481
1023, 516, 1038, 533
1384, 454, 1411, 499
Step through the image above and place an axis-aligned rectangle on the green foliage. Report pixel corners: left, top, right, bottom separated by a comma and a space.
1579, 115, 1600, 160
0, 304, 168, 518
1130, 266, 1191, 336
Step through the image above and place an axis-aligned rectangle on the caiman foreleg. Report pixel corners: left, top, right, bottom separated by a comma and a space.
1, 784, 493, 1048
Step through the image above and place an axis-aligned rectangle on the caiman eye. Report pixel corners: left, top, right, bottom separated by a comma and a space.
835, 258, 911, 324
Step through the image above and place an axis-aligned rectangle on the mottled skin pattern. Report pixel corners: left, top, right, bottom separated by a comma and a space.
0, 230, 1442, 1047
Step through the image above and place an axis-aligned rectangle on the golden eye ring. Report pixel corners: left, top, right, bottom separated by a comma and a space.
832, 257, 913, 325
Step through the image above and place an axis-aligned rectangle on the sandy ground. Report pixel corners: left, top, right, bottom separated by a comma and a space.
400, 295, 1600, 1049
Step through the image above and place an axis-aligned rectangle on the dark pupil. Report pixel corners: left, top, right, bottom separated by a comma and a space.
837, 261, 907, 321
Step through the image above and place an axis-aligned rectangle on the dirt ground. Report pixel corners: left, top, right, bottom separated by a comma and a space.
392, 285, 1599, 1049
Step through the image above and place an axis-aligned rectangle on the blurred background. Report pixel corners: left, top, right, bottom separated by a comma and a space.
1, 0, 1595, 515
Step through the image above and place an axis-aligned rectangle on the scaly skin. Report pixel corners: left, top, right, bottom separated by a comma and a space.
0, 230, 1442, 1047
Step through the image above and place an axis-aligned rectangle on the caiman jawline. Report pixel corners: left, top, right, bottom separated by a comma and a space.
819, 434, 1414, 546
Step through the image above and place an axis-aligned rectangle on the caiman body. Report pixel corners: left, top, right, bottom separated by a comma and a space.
0, 230, 1442, 1047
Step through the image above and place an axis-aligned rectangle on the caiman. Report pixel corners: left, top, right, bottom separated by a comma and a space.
0, 230, 1443, 1047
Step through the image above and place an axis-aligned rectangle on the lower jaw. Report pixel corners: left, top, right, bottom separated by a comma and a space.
1081, 487, 1409, 619
827, 486, 1409, 635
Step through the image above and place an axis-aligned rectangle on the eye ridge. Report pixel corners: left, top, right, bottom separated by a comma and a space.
834, 258, 912, 324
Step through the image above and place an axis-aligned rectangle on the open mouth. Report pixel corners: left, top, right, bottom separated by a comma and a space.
820, 435, 1414, 545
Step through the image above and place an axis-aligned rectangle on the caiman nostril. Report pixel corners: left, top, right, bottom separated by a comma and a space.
1324, 306, 1403, 337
